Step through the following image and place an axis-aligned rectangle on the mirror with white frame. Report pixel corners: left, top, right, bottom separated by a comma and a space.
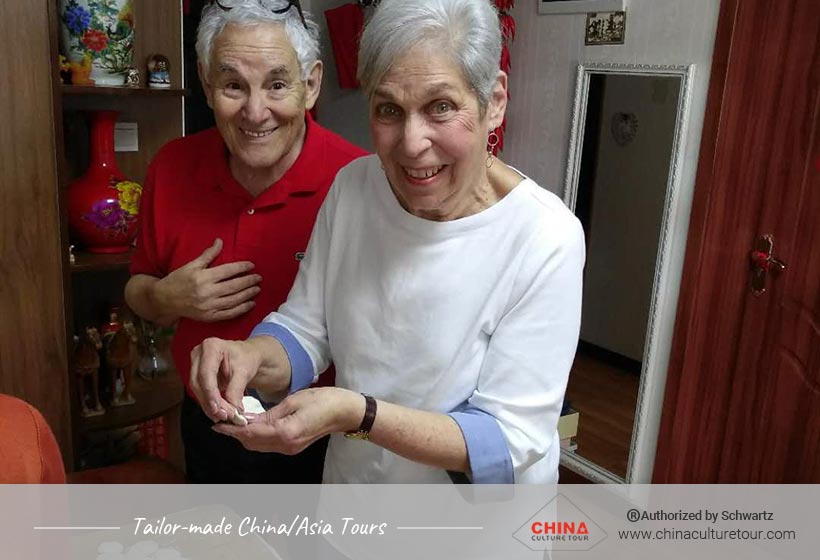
560, 62, 694, 483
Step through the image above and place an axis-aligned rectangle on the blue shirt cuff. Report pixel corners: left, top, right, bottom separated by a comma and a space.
249, 322, 315, 395
448, 404, 514, 484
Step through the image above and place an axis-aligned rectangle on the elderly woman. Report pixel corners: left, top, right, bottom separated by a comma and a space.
192, 0, 584, 484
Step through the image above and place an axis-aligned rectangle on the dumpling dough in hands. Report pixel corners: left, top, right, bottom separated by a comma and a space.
242, 395, 266, 414
229, 407, 248, 426
226, 395, 266, 426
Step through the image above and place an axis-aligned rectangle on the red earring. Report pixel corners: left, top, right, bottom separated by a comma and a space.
486, 131, 500, 168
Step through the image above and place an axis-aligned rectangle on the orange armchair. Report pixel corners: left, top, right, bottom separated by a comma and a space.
0, 394, 66, 483
0, 393, 184, 484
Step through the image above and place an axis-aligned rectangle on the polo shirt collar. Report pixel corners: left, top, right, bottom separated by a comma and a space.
199, 111, 325, 207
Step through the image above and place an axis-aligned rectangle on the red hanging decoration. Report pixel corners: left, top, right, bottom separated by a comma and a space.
500, 14, 516, 42
490, 1, 515, 156
500, 43, 511, 74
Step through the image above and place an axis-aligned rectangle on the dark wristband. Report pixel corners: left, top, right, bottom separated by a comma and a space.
344, 393, 377, 440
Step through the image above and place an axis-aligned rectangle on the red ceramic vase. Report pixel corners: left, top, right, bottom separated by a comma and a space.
67, 111, 142, 254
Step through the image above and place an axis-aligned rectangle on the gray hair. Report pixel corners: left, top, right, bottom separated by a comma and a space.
358, 0, 501, 111
196, 0, 321, 80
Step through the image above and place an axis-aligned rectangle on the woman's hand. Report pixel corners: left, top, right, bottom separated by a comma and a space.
189, 337, 264, 422
211, 387, 364, 454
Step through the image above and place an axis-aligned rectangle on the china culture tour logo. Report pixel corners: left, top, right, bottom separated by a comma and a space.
513, 493, 607, 552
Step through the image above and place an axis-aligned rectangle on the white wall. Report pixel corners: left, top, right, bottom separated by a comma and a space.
505, 0, 720, 195
305, 0, 373, 151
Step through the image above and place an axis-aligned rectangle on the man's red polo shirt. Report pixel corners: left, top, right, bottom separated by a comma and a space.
130, 113, 367, 397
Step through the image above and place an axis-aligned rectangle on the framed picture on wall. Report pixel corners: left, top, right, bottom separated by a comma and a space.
538, 0, 625, 15
585, 11, 627, 45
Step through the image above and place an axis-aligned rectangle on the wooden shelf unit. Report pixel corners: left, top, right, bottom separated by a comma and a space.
0, 0, 186, 472
79, 371, 183, 433
63, 85, 189, 97
71, 250, 133, 273
0, 0, 187, 471
61, 0, 186, 472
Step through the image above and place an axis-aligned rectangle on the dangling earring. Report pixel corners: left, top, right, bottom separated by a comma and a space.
486, 131, 499, 169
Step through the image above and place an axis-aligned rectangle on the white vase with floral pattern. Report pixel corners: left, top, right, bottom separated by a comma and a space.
59, 0, 135, 86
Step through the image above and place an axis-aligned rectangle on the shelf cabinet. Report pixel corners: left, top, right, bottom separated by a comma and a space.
0, 0, 186, 472
63, 85, 189, 97
65, 0, 185, 470
71, 250, 134, 273
79, 372, 182, 433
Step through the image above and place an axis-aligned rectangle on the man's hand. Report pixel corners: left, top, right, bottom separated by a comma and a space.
212, 388, 364, 454
155, 238, 261, 322
189, 336, 265, 422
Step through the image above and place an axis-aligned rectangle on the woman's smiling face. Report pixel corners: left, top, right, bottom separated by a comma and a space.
369, 44, 505, 221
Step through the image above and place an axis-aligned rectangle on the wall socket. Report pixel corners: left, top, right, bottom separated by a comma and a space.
114, 122, 139, 152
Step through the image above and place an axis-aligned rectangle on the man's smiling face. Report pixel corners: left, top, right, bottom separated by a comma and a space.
202, 22, 310, 180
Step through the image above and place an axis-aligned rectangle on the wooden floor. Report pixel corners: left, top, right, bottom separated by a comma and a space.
559, 465, 594, 483
564, 352, 640, 479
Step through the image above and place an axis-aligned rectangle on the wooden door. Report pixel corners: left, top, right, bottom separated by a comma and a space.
0, 0, 72, 462
654, 0, 820, 482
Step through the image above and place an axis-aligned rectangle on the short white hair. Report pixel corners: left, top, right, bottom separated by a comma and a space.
358, 0, 501, 111
196, 0, 320, 80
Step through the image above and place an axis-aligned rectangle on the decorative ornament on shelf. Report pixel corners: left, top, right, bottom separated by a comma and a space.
70, 53, 95, 85
125, 67, 140, 87
146, 54, 171, 89
58, 0, 135, 86
137, 320, 169, 380
101, 305, 122, 345
490, 0, 516, 156
67, 111, 142, 253
74, 327, 105, 418
58, 54, 72, 84
106, 320, 138, 407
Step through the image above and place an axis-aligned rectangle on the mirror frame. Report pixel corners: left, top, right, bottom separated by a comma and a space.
561, 62, 695, 484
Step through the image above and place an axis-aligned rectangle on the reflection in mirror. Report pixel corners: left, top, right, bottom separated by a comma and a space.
561, 63, 694, 483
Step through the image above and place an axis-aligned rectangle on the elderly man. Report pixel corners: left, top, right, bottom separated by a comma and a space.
125, 0, 366, 483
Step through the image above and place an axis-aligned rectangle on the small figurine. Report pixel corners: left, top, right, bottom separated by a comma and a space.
70, 53, 95, 86
106, 320, 138, 407
146, 54, 171, 89
125, 67, 140, 87
101, 306, 122, 346
137, 320, 169, 380
69, 244, 76, 265
58, 55, 72, 85
74, 327, 104, 417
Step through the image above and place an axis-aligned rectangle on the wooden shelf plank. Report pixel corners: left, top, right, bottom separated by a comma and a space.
62, 85, 189, 97
79, 371, 183, 433
71, 250, 132, 273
